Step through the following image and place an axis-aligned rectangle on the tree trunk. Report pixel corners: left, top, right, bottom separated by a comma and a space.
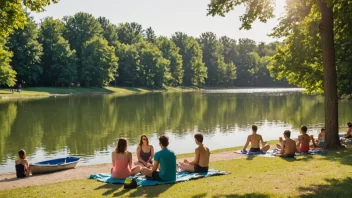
319, 0, 340, 149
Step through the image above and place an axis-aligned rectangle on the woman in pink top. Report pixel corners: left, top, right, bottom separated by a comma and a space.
111, 138, 140, 179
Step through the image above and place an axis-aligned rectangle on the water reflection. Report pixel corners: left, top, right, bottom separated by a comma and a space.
0, 90, 351, 173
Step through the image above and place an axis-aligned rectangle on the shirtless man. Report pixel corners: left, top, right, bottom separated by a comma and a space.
276, 130, 296, 157
178, 133, 210, 173
243, 125, 270, 152
297, 126, 311, 153
311, 128, 325, 148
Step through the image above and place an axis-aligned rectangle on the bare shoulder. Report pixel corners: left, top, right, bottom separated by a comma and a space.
150, 145, 154, 149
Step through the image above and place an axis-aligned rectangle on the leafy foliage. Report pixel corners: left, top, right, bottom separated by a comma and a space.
6, 15, 43, 86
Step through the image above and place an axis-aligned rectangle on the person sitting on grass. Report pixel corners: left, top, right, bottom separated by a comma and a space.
178, 132, 210, 173
311, 128, 325, 149
135, 135, 154, 168
243, 125, 270, 153
297, 126, 312, 153
140, 134, 176, 181
15, 149, 31, 178
111, 138, 141, 179
344, 122, 352, 139
276, 130, 296, 157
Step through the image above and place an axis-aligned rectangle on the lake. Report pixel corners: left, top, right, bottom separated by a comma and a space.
1, 88, 351, 173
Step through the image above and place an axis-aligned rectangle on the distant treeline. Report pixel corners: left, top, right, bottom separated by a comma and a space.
1, 12, 291, 88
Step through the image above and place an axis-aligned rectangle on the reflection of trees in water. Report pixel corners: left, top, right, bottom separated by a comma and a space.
0, 92, 351, 160
0, 103, 17, 163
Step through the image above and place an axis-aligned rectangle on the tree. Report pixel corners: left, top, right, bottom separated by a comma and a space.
136, 41, 170, 88
0, 38, 16, 86
62, 12, 103, 58
97, 17, 119, 46
198, 32, 227, 85
156, 37, 184, 86
62, 12, 103, 85
0, 0, 58, 38
7, 15, 43, 86
207, 0, 339, 149
172, 32, 207, 86
40, 17, 77, 86
117, 22, 144, 45
145, 27, 157, 44
80, 37, 118, 87
115, 43, 140, 86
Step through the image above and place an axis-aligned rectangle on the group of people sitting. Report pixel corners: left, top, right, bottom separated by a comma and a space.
242, 125, 327, 157
243, 122, 352, 158
110, 133, 210, 182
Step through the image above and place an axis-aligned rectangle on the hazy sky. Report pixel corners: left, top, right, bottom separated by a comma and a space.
32, 0, 286, 43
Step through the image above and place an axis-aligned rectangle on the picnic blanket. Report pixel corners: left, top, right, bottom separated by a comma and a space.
89, 169, 230, 187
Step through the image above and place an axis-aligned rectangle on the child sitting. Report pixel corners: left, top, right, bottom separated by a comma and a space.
15, 149, 31, 178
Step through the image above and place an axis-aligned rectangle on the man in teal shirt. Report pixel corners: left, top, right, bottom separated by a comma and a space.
141, 134, 176, 181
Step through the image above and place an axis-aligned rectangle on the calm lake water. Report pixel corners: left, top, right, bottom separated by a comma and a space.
1, 89, 351, 173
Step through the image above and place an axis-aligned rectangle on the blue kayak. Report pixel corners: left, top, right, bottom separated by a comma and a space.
30, 157, 80, 175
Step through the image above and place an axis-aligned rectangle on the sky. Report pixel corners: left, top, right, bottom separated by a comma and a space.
31, 0, 286, 43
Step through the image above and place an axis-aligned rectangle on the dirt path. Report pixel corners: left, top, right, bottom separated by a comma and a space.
0, 151, 245, 190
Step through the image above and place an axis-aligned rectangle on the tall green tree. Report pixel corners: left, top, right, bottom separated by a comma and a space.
0, 38, 16, 86
62, 12, 103, 58
80, 37, 118, 87
97, 17, 119, 46
136, 41, 170, 88
40, 17, 77, 86
207, 0, 339, 149
156, 37, 184, 86
172, 32, 207, 86
117, 22, 144, 45
7, 15, 43, 86
62, 12, 103, 85
198, 32, 227, 85
145, 27, 157, 44
116, 43, 140, 86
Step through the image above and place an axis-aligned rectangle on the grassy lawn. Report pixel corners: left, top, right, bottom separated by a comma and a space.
1, 147, 352, 198
0, 86, 197, 98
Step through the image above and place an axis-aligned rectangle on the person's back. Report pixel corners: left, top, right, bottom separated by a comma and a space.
111, 152, 131, 179
298, 126, 311, 152
283, 138, 296, 156
243, 125, 270, 152
15, 149, 30, 178
155, 148, 176, 181
197, 145, 210, 167
249, 134, 261, 149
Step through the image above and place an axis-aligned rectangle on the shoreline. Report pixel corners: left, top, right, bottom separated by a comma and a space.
0, 86, 304, 99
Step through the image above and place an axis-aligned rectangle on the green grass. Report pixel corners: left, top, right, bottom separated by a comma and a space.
0, 86, 197, 98
2, 146, 352, 197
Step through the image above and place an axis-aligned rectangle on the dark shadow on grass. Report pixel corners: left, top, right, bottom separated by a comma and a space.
298, 177, 352, 197
211, 193, 271, 198
292, 148, 352, 166
112, 184, 172, 197
318, 148, 352, 166
190, 193, 207, 198
94, 183, 123, 196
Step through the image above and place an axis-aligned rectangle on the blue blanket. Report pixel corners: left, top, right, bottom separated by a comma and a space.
89, 169, 230, 187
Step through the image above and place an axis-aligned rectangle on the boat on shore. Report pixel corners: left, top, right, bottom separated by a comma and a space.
30, 157, 80, 175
